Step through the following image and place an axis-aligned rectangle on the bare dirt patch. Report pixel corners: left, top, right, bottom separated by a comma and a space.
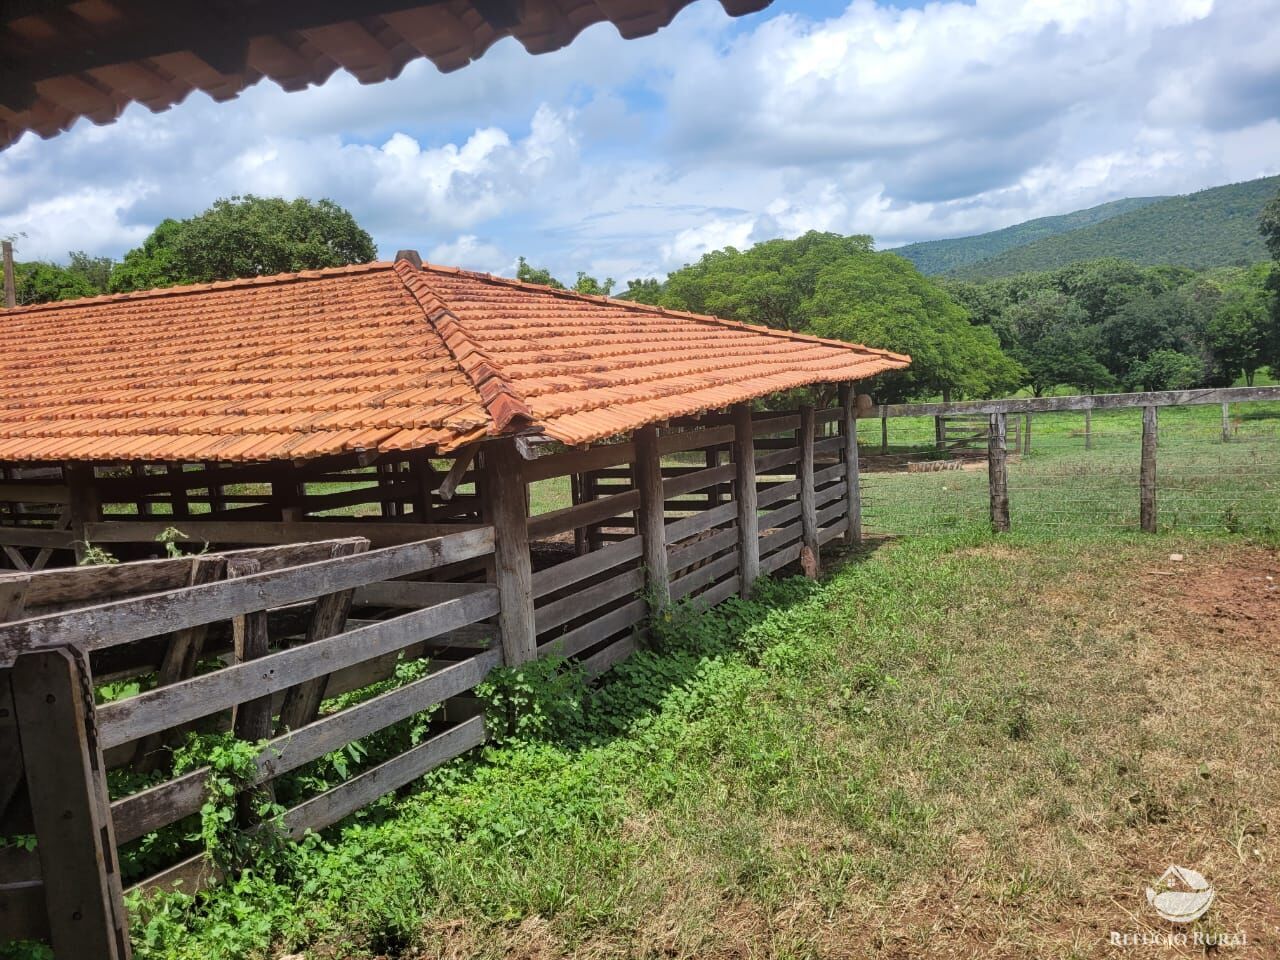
1138, 547, 1280, 651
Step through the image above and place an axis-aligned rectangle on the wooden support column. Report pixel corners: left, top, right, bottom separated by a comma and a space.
635, 425, 671, 608
12, 647, 132, 959
732, 404, 760, 598
839, 385, 862, 544
1222, 401, 1231, 443
65, 464, 101, 564
798, 405, 820, 576
570, 474, 589, 556
1140, 405, 1158, 533
484, 439, 537, 665
988, 413, 1010, 533
277, 538, 369, 733
0, 579, 28, 819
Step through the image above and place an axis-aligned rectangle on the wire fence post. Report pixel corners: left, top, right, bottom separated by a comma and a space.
1221, 401, 1231, 443
987, 412, 1010, 533
1140, 405, 1158, 533
1084, 408, 1092, 451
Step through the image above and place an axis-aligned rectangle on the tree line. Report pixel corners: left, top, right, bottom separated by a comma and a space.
7, 190, 1279, 404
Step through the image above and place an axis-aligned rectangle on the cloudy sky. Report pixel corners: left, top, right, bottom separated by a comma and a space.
2, 0, 1278, 283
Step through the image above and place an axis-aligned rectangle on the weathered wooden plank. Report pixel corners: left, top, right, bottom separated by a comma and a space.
988, 413, 1010, 533
435, 446, 478, 501
0, 527, 494, 660
663, 502, 737, 543
661, 461, 736, 498
754, 447, 801, 474
840, 384, 862, 544
13, 647, 131, 958
692, 572, 742, 609
522, 425, 737, 484
758, 501, 802, 535
670, 551, 739, 601
817, 500, 849, 528
530, 535, 642, 600
579, 633, 638, 679
527, 487, 641, 540
112, 649, 501, 843
1140, 405, 1158, 533
96, 589, 499, 751
535, 568, 645, 635
798, 406, 819, 578
227, 558, 273, 826
282, 716, 485, 838
761, 541, 803, 575
757, 477, 800, 509
668, 526, 737, 574
354, 579, 492, 607
485, 439, 537, 666
818, 516, 849, 544
873, 385, 1280, 419
135, 556, 226, 771
0, 666, 23, 823
82, 519, 471, 548
733, 404, 760, 598
0, 527, 75, 549
277, 538, 368, 733
814, 481, 848, 508
0, 483, 71, 504
538, 598, 647, 660
0, 879, 49, 941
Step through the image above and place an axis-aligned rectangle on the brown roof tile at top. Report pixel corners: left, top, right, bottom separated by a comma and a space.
0, 257, 908, 465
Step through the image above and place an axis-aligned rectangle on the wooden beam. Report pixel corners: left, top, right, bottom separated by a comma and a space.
1141, 405, 1158, 534
798, 406, 819, 577
838, 385, 862, 545
435, 446, 477, 501
732, 404, 760, 598
634, 425, 670, 609
12, 647, 131, 958
483, 439, 536, 665
988, 413, 1010, 533
276, 538, 368, 733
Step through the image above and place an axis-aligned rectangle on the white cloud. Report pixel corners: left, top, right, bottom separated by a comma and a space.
1, 0, 1277, 279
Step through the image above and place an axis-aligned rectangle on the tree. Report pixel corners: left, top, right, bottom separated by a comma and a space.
109, 196, 376, 292
1128, 349, 1203, 391
1260, 188, 1280, 261
572, 271, 614, 297
1204, 264, 1276, 385
13, 261, 98, 304
516, 257, 565, 289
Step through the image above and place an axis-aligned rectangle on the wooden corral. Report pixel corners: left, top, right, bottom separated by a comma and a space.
0, 394, 864, 956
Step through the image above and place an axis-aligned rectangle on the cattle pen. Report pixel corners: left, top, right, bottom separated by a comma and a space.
0, 256, 905, 957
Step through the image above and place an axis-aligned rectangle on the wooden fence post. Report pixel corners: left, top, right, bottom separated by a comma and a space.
839, 385, 862, 544
65, 464, 101, 564
1222, 401, 1231, 443
484, 439, 537, 665
988, 413, 1010, 533
277, 538, 369, 733
798, 405, 819, 577
880, 415, 888, 455
12, 647, 132, 959
1140, 405, 1158, 533
1084, 408, 1093, 451
635, 425, 671, 609
732, 404, 760, 598
1024, 413, 1032, 454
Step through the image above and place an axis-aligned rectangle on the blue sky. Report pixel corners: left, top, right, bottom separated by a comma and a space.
2, 0, 1278, 283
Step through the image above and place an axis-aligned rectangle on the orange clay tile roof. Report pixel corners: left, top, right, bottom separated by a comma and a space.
0, 259, 909, 463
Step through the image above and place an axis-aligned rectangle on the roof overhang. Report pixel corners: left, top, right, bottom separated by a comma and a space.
0, 0, 772, 150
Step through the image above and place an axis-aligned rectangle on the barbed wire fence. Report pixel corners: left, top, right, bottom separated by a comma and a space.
856, 389, 1280, 540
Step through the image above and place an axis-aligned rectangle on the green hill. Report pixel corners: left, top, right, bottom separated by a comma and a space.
938, 175, 1280, 279
891, 196, 1164, 274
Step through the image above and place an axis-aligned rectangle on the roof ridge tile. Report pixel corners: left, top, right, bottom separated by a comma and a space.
393, 260, 536, 435
416, 260, 911, 364
0, 261, 396, 315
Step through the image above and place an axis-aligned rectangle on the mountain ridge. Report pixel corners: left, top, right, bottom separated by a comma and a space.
891, 175, 1280, 279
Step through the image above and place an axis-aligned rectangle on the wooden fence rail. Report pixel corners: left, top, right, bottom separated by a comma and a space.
0, 399, 865, 956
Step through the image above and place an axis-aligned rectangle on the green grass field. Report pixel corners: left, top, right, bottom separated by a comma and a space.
113, 529, 1279, 959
